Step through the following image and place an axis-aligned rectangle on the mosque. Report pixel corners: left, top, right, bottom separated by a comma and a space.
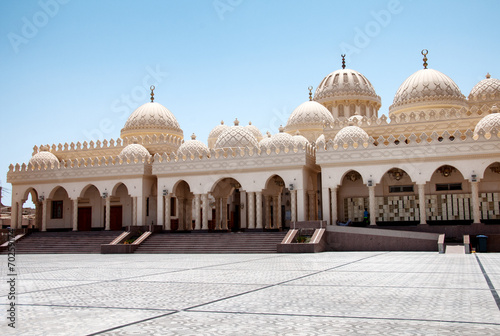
6, 51, 500, 251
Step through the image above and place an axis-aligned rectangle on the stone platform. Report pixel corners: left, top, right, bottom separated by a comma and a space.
1, 252, 500, 335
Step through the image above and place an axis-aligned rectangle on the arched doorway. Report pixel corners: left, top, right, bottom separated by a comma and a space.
262, 175, 289, 230
110, 183, 132, 230
79, 185, 101, 231
480, 162, 500, 224
211, 178, 244, 231
173, 180, 194, 231
338, 170, 366, 225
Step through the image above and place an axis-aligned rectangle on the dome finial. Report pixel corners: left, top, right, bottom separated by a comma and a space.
308, 86, 313, 101
278, 125, 284, 133
191, 133, 196, 140
486, 73, 491, 79
150, 85, 155, 102
421, 49, 428, 69
234, 118, 239, 126
341, 54, 346, 69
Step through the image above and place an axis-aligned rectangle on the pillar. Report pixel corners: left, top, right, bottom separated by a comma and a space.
308, 191, 315, 220
240, 191, 247, 229
194, 194, 201, 230
417, 184, 427, 225
202, 194, 209, 230
291, 190, 297, 223
368, 185, 376, 225
72, 199, 78, 231
471, 181, 481, 224
186, 197, 193, 230
272, 195, 278, 229
256, 192, 263, 229
330, 187, 337, 225
157, 194, 164, 228
105, 196, 111, 230
248, 192, 255, 229
132, 197, 137, 226
215, 197, 221, 230
136, 196, 145, 226
11, 202, 18, 230
42, 199, 48, 231
164, 194, 171, 230
321, 187, 331, 225
277, 193, 282, 229
221, 197, 228, 230
264, 195, 271, 229
18, 200, 25, 229
177, 197, 184, 229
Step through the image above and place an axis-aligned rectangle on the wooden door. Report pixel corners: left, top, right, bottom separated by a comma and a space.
110, 206, 122, 231
78, 207, 92, 231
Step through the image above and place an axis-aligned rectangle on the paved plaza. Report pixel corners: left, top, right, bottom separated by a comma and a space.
1, 252, 500, 335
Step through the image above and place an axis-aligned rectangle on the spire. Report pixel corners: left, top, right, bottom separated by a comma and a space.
341, 54, 346, 69
150, 85, 155, 102
308, 86, 313, 101
486, 73, 491, 79
421, 49, 428, 69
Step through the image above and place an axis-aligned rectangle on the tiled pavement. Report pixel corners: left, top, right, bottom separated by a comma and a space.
1, 252, 500, 335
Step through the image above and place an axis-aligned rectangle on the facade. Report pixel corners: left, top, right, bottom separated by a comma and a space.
6, 52, 500, 234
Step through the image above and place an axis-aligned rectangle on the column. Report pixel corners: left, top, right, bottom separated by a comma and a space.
136, 196, 145, 226
215, 197, 221, 230
202, 194, 209, 230
471, 181, 481, 224
321, 187, 331, 225
157, 194, 164, 228
330, 187, 338, 225
105, 196, 111, 230
18, 200, 25, 229
308, 191, 315, 220
297, 189, 306, 221
11, 202, 18, 230
291, 190, 297, 223
221, 197, 228, 230
194, 194, 201, 230
368, 185, 376, 226
42, 199, 48, 231
277, 193, 282, 229
272, 196, 278, 229
248, 192, 255, 229
177, 197, 184, 229
417, 184, 427, 225
264, 195, 271, 229
72, 199, 78, 231
186, 198, 193, 230
240, 191, 247, 229
132, 197, 137, 226
256, 192, 263, 229
164, 194, 171, 230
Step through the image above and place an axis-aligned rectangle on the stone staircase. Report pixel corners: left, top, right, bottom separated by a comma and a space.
5, 231, 123, 254
134, 231, 288, 254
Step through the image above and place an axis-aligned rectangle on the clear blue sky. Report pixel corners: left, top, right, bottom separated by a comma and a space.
1, 0, 499, 206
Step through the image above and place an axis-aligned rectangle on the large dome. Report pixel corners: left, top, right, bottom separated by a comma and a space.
178, 133, 209, 157
29, 146, 59, 167
474, 111, 500, 135
333, 125, 369, 145
390, 68, 467, 115
214, 119, 259, 149
315, 68, 380, 102
468, 73, 500, 106
285, 100, 334, 142
121, 102, 183, 140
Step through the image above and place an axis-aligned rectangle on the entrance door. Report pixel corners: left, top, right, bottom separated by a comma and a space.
110, 206, 123, 230
78, 207, 92, 231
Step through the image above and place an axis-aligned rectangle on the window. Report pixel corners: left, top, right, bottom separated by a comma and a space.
389, 185, 414, 193
51, 200, 63, 219
436, 183, 462, 191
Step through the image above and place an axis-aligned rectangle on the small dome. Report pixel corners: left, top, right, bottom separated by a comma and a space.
469, 73, 500, 104
348, 114, 364, 124
315, 68, 380, 102
29, 146, 59, 167
121, 102, 183, 139
208, 121, 229, 148
245, 122, 263, 142
285, 101, 334, 142
390, 68, 467, 114
266, 126, 295, 149
214, 119, 259, 149
474, 109, 500, 135
293, 131, 309, 147
119, 143, 151, 157
316, 134, 326, 146
178, 133, 209, 157
259, 132, 273, 149
333, 125, 369, 145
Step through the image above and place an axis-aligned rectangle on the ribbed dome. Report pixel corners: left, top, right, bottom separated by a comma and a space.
29, 147, 59, 167
285, 100, 334, 135
214, 119, 259, 149
314, 68, 380, 102
334, 126, 369, 145
119, 144, 151, 157
474, 111, 500, 135
178, 133, 209, 157
469, 73, 500, 104
245, 122, 263, 142
390, 68, 467, 114
207, 121, 229, 148
121, 102, 183, 139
